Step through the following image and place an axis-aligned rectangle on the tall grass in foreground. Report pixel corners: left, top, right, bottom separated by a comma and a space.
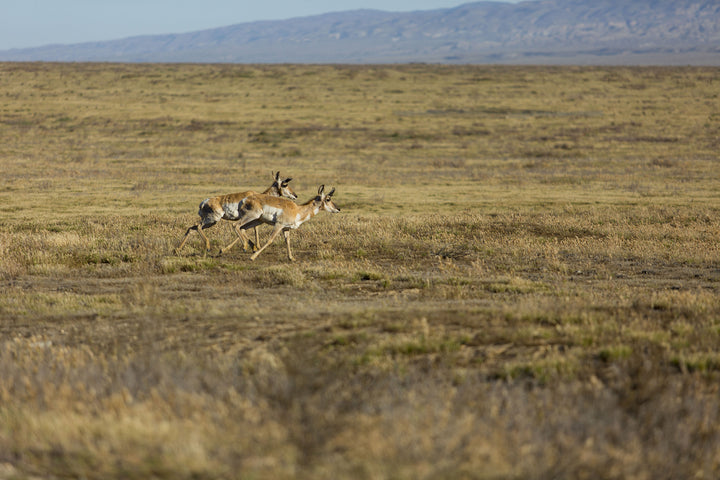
0, 63, 719, 478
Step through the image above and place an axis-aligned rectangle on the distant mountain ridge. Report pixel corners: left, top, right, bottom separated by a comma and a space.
1, 0, 719, 64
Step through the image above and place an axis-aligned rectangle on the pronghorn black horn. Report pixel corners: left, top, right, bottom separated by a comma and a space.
328, 187, 335, 196
284, 177, 293, 183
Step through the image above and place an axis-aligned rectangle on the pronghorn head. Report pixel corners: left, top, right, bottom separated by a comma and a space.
315, 185, 340, 213
271, 171, 298, 200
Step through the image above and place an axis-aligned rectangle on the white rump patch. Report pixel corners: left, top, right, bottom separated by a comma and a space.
223, 202, 242, 220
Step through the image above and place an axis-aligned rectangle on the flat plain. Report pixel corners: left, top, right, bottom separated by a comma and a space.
1, 62, 719, 479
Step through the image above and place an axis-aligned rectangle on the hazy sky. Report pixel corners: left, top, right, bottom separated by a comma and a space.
0, 1, 521, 50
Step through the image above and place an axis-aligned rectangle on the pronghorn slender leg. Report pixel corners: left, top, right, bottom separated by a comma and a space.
196, 224, 213, 257
176, 221, 215, 256
175, 224, 198, 254
253, 226, 261, 252
283, 230, 294, 261
250, 225, 284, 261
223, 209, 263, 255
220, 224, 252, 255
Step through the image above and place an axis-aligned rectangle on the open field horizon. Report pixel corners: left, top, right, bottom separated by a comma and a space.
1, 62, 719, 479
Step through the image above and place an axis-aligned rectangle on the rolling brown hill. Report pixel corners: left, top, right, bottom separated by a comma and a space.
1, 0, 719, 64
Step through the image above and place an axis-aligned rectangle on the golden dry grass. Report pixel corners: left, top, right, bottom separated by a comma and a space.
0, 62, 719, 479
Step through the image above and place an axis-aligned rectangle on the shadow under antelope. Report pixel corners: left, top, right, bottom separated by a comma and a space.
233, 185, 340, 261
175, 171, 297, 256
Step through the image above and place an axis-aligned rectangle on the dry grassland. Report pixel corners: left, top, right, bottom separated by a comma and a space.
1, 62, 719, 479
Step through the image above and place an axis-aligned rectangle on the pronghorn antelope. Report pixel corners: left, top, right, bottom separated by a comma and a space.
233, 185, 340, 261
175, 172, 297, 256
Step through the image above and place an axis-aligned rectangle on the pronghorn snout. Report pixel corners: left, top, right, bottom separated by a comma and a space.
274, 171, 298, 200
285, 188, 298, 200
324, 187, 340, 213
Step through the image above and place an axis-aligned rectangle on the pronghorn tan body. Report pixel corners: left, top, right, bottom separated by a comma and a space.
234, 185, 340, 261
175, 172, 297, 256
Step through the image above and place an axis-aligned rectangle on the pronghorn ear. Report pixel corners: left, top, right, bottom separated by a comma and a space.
318, 185, 325, 195
274, 171, 281, 181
